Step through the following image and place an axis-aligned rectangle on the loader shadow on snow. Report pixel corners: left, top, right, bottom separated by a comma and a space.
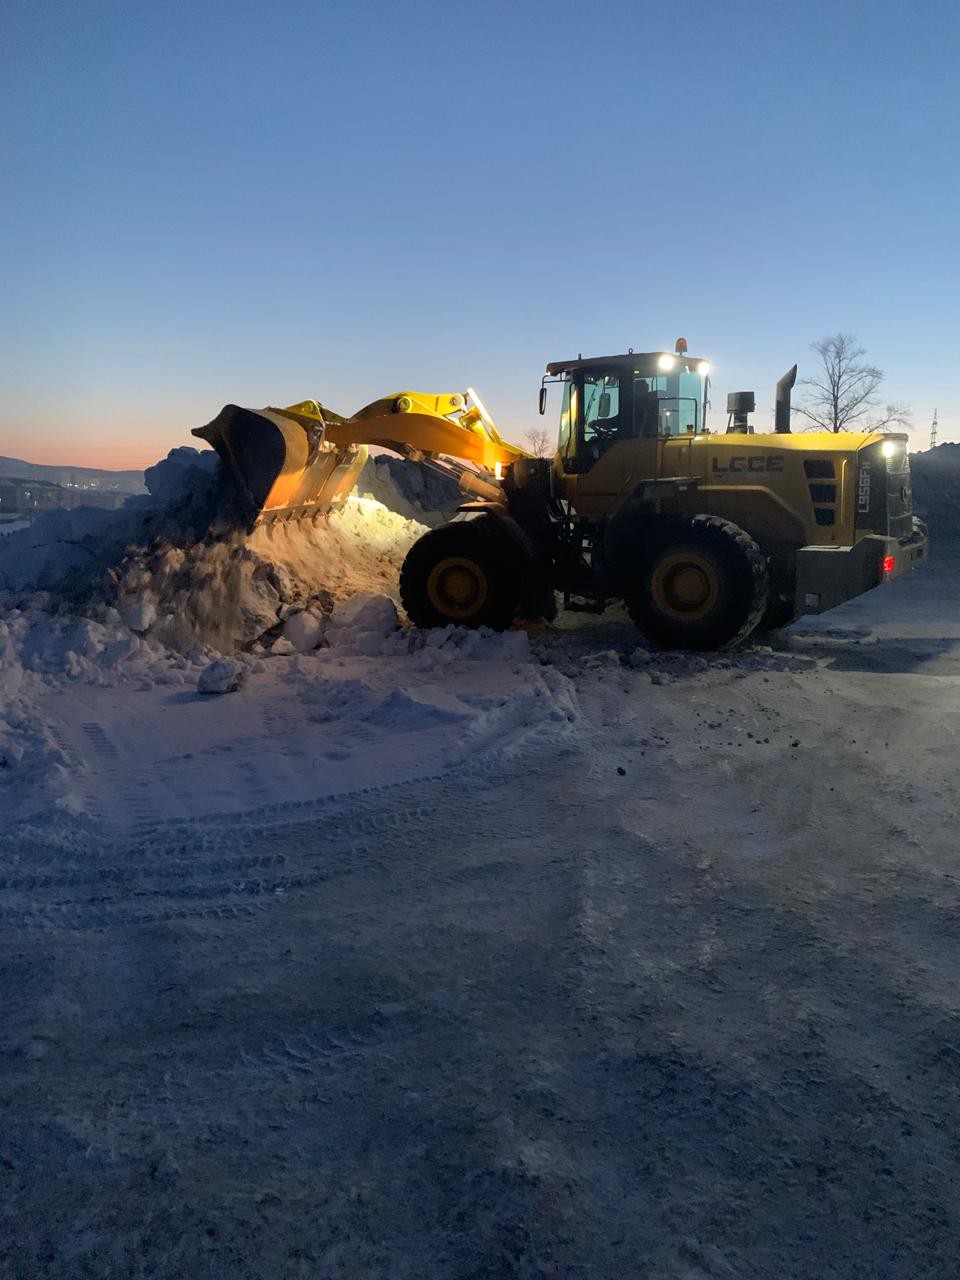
536, 615, 819, 677
786, 634, 960, 676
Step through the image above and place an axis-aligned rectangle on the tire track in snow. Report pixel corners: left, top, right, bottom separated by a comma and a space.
0, 749, 543, 933
37, 661, 579, 836
0, 661, 581, 932
81, 723, 119, 758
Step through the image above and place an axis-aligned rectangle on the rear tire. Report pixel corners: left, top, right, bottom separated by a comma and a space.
400, 520, 522, 630
626, 515, 768, 650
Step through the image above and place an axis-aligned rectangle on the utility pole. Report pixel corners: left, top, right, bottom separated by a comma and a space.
930, 408, 938, 451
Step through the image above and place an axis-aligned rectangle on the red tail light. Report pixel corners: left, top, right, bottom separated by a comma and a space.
882, 554, 896, 577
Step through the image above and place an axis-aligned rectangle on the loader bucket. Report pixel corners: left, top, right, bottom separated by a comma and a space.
193, 404, 368, 527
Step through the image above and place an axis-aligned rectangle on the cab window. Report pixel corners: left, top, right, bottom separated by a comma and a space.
633, 376, 661, 437
633, 369, 702, 436
557, 380, 574, 454
583, 373, 621, 444
659, 370, 701, 434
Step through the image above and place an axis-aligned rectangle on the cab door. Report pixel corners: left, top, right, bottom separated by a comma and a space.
572, 369, 660, 515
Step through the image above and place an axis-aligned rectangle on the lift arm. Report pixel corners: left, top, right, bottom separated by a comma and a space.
193, 390, 528, 524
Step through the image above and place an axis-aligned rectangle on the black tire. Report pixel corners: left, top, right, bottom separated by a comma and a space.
625, 515, 768, 650
517, 579, 557, 622
400, 519, 522, 629
756, 595, 797, 633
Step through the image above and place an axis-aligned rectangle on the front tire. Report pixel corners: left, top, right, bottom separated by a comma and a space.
626, 515, 768, 650
400, 520, 522, 629
755, 594, 797, 633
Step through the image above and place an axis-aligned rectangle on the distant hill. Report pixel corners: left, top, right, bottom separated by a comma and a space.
0, 456, 146, 494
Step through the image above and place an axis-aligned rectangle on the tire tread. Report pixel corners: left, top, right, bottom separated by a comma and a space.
626, 514, 768, 650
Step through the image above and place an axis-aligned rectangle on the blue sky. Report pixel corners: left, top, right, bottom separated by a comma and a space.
2, 0, 958, 466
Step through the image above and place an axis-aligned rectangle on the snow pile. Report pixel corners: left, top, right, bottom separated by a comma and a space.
0, 617, 85, 817
0, 448, 225, 600
0, 436, 506, 666
0, 446, 430, 654
114, 497, 426, 653
357, 454, 460, 528
0, 606, 203, 688
0, 505, 147, 594
910, 444, 960, 538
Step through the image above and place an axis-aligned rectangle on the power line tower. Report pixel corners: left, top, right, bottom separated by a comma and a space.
930, 408, 939, 451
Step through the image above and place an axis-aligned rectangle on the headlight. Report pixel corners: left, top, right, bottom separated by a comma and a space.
881, 440, 899, 459
697, 361, 711, 376
658, 354, 676, 371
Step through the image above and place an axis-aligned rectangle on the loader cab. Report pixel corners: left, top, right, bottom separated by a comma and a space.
546, 351, 710, 474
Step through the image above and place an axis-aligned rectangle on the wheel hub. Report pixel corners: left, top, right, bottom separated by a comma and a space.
426, 556, 489, 619
651, 552, 719, 622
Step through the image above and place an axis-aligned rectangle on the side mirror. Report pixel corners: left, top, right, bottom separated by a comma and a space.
538, 386, 547, 416
598, 391, 611, 419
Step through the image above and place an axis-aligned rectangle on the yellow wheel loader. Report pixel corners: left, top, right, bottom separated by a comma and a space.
195, 340, 928, 650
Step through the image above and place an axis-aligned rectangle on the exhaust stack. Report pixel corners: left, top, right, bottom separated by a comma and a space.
775, 365, 798, 434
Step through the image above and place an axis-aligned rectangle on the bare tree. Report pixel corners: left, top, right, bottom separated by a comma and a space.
524, 428, 552, 457
794, 333, 910, 433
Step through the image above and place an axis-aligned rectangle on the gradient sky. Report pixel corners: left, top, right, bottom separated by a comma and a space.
2, 0, 958, 468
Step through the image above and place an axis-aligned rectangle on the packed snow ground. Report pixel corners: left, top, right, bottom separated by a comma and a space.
3, 533, 960, 1276
2, 445, 960, 1275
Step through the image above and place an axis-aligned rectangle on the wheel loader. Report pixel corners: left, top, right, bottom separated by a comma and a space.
195, 339, 928, 650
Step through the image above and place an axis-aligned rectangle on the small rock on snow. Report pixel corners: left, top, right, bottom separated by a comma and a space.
197, 656, 246, 695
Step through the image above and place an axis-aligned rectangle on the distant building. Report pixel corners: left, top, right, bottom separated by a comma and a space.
0, 476, 127, 515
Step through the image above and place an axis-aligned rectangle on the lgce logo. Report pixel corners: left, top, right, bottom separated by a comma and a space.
711, 455, 784, 475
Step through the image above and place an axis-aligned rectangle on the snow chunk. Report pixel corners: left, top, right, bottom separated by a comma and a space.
281, 608, 326, 653
413, 625, 530, 668
326, 592, 399, 652
197, 656, 246, 695
122, 599, 157, 634
330, 592, 398, 633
